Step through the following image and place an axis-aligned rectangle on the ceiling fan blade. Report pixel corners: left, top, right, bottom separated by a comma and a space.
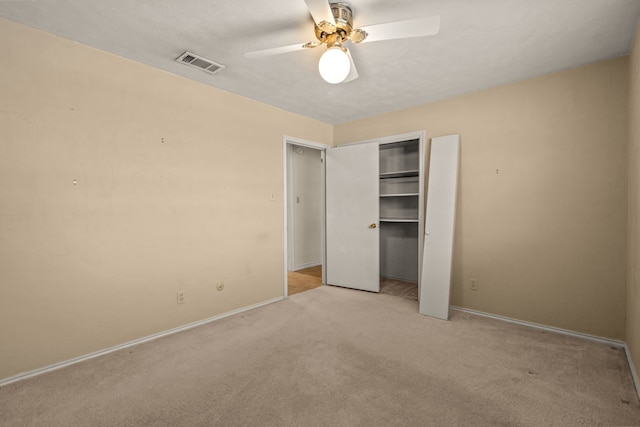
304, 0, 336, 27
343, 49, 359, 83
244, 43, 311, 58
360, 15, 440, 43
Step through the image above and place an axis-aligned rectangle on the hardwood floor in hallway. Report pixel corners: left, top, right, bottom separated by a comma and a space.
287, 265, 322, 296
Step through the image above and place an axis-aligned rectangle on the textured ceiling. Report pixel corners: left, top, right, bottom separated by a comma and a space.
1, 0, 639, 124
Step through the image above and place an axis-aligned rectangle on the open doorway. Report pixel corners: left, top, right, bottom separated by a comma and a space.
283, 137, 329, 297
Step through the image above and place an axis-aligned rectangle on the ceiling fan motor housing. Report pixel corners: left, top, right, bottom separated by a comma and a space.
314, 2, 354, 43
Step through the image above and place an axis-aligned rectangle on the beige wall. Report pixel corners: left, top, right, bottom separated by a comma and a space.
335, 57, 629, 340
0, 15, 634, 382
0, 18, 332, 379
628, 20, 640, 384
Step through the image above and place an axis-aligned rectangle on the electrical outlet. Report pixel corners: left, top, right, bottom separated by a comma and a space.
470, 279, 478, 291
217, 282, 225, 291
176, 291, 185, 304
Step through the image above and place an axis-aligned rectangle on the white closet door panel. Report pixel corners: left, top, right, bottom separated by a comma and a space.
326, 143, 380, 292
419, 134, 460, 319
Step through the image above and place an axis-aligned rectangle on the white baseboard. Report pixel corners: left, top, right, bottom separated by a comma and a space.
450, 306, 625, 347
0, 296, 284, 388
624, 343, 640, 399
450, 306, 639, 399
380, 274, 417, 284
292, 261, 321, 271
4, 298, 638, 401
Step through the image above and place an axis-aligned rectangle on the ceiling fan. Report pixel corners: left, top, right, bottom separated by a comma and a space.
244, 0, 440, 84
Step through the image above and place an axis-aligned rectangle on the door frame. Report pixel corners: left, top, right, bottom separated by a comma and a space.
283, 136, 330, 298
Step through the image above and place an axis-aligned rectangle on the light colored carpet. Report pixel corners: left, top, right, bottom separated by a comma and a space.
1, 285, 639, 426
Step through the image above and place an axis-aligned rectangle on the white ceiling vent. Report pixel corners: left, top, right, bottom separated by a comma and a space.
176, 51, 225, 75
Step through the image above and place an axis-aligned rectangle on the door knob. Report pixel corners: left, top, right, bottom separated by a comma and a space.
369, 223, 377, 229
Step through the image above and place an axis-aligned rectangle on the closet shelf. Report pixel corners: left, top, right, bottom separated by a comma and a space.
379, 170, 419, 179
380, 217, 420, 223
380, 193, 419, 198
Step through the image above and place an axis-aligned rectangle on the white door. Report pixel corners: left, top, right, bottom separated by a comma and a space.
419, 134, 460, 319
326, 143, 380, 292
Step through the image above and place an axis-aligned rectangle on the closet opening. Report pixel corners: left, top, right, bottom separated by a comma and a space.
378, 139, 421, 301
324, 132, 425, 299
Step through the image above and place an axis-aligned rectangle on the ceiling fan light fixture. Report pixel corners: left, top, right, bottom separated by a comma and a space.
318, 45, 351, 84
